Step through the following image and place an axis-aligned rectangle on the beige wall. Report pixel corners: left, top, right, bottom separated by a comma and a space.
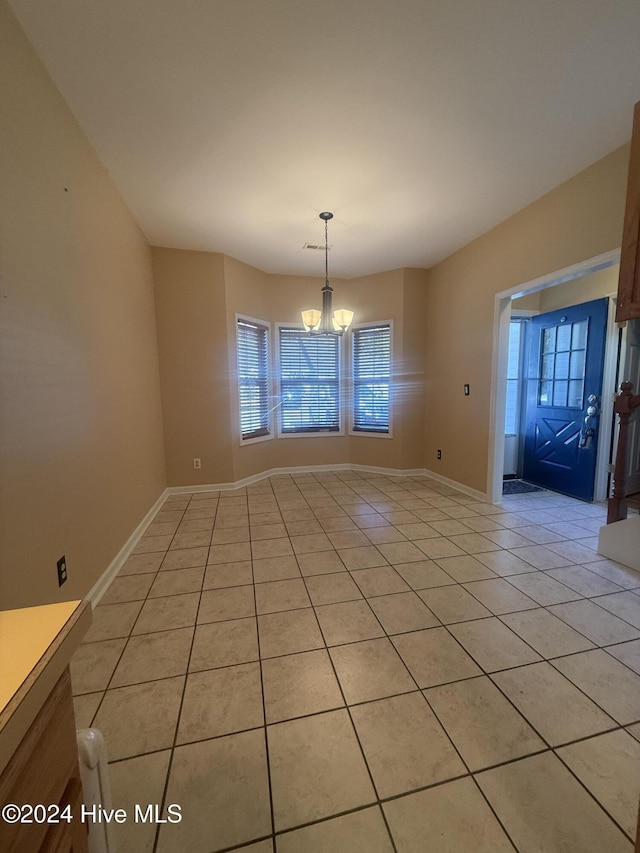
424, 146, 630, 494
155, 251, 429, 485
3, 0, 631, 609
0, 2, 166, 609
152, 248, 233, 486
511, 264, 619, 315
155, 146, 627, 496
538, 264, 619, 313
400, 269, 429, 468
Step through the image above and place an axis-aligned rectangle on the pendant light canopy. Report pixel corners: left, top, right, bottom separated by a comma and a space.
301, 212, 354, 335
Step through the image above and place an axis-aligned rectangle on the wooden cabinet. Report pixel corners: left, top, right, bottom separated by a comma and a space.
0, 669, 88, 853
617, 100, 640, 322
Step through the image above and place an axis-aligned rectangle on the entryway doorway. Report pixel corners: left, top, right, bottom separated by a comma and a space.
488, 250, 621, 505
509, 298, 608, 501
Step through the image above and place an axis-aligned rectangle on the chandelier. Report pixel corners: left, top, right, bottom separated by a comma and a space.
301, 212, 354, 335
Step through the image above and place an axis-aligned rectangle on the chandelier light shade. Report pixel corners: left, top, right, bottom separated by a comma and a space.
301, 212, 354, 335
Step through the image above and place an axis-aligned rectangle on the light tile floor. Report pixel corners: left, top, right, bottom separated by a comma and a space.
70, 472, 640, 852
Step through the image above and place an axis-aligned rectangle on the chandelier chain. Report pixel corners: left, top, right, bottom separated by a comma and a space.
325, 216, 329, 285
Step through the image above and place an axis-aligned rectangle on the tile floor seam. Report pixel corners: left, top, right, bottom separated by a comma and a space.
584, 592, 640, 630
71, 475, 637, 853
551, 744, 638, 844
248, 532, 278, 852
296, 565, 400, 852
545, 652, 640, 724
311, 585, 483, 818
83, 497, 194, 727
539, 601, 640, 651
151, 493, 219, 853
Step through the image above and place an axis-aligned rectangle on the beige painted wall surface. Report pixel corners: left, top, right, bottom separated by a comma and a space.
0, 2, 166, 609
160, 251, 428, 486
537, 264, 619, 313
399, 268, 429, 469
228, 264, 427, 479
512, 265, 619, 314
223, 259, 352, 483
511, 292, 541, 313
425, 145, 629, 494
153, 248, 233, 486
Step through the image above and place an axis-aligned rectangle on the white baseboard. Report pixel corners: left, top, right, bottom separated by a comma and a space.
89, 464, 489, 607
165, 464, 432, 495
166, 463, 350, 494
86, 488, 169, 607
421, 468, 489, 503
349, 464, 429, 478
166, 464, 482, 498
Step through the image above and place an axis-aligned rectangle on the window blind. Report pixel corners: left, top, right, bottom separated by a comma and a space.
352, 324, 391, 433
279, 328, 340, 433
237, 318, 270, 440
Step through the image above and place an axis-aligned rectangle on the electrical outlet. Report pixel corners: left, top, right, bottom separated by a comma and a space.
464, 384, 470, 396
193, 458, 201, 470
437, 449, 442, 460
57, 555, 67, 587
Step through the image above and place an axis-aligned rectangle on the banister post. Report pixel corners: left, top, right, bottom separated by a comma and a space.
607, 381, 640, 523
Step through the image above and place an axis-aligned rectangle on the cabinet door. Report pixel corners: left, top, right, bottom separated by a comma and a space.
617, 100, 640, 322
0, 670, 88, 853
40, 779, 87, 853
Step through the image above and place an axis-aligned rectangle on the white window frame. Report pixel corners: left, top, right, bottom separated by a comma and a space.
275, 322, 346, 438
504, 317, 527, 436
236, 313, 273, 446
348, 320, 393, 439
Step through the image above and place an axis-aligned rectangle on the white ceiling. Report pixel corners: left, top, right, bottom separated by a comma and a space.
8, 0, 640, 277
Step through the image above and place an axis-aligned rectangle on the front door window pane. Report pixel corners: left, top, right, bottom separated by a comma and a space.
553, 381, 568, 406
556, 323, 571, 351
555, 351, 569, 380
538, 319, 588, 409
572, 320, 588, 349
568, 380, 583, 408
543, 327, 556, 353
570, 350, 585, 379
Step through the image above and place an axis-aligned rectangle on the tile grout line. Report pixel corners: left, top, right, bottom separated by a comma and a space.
293, 480, 400, 853
71, 474, 639, 852
249, 484, 278, 853
151, 491, 218, 853
83, 496, 193, 730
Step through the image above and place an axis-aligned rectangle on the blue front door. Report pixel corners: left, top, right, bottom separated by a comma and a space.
522, 297, 608, 501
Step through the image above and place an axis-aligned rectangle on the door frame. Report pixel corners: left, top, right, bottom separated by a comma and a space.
507, 310, 537, 479
487, 249, 621, 505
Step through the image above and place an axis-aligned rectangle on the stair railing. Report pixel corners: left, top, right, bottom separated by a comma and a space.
607, 380, 640, 523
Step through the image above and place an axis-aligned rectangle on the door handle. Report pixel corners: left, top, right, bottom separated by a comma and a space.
579, 428, 595, 449
584, 394, 599, 423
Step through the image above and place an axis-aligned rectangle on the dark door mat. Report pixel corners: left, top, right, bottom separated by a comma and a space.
503, 480, 544, 495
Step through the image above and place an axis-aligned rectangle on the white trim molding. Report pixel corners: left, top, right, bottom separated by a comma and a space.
421, 469, 489, 503
88, 464, 492, 607
165, 463, 485, 497
165, 463, 431, 495
488, 249, 621, 504
86, 488, 169, 606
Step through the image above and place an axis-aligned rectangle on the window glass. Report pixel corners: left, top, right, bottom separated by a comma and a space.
505, 319, 525, 434
352, 324, 391, 433
279, 328, 340, 433
538, 318, 588, 409
237, 318, 270, 440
